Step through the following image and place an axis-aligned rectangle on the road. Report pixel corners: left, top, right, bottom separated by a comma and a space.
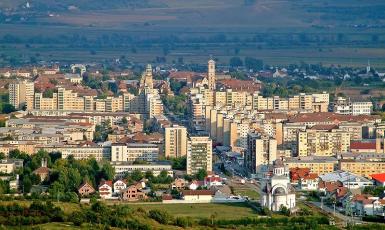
309, 201, 365, 225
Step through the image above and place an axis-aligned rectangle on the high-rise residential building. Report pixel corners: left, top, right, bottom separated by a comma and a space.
9, 80, 34, 110
297, 129, 350, 157
207, 59, 216, 90
187, 136, 213, 175
245, 132, 277, 176
165, 125, 188, 158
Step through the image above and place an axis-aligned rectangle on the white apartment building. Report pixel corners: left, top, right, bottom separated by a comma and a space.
111, 143, 159, 162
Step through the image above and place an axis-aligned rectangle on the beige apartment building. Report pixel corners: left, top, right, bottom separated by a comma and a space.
245, 132, 277, 175
187, 136, 213, 175
339, 160, 385, 178
284, 156, 337, 175
9, 80, 34, 110
297, 129, 350, 157
165, 125, 188, 158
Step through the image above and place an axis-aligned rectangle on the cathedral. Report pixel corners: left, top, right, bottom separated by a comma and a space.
261, 159, 296, 212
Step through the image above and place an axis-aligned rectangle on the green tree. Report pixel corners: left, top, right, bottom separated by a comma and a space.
2, 104, 15, 113
130, 170, 144, 182
195, 169, 207, 181
101, 163, 115, 181
229, 57, 243, 68
244, 57, 263, 71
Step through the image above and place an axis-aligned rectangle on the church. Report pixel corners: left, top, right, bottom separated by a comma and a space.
261, 159, 296, 212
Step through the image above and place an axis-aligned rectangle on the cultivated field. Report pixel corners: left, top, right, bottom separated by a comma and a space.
0, 0, 385, 66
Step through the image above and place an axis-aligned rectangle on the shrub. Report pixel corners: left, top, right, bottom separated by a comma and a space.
148, 209, 172, 224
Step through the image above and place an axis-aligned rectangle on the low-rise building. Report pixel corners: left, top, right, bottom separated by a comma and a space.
284, 156, 337, 176
98, 180, 113, 199
113, 179, 127, 194
0, 159, 23, 174
121, 185, 146, 201
111, 161, 173, 178
319, 170, 373, 189
78, 182, 95, 197
181, 190, 215, 202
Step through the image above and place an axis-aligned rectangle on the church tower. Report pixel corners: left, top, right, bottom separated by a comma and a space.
208, 59, 216, 90
139, 64, 154, 93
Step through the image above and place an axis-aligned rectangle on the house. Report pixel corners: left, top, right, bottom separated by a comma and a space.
181, 190, 215, 202
113, 179, 127, 194
78, 182, 95, 197
98, 180, 113, 199
171, 178, 187, 190
348, 194, 385, 216
370, 173, 385, 186
121, 185, 146, 201
32, 158, 50, 182
189, 180, 204, 190
290, 168, 318, 191
204, 174, 222, 187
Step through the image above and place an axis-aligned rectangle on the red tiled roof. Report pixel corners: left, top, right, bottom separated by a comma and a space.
182, 190, 215, 196
370, 173, 385, 183
99, 180, 113, 188
350, 141, 376, 150
310, 124, 338, 131
217, 79, 261, 93
288, 112, 380, 124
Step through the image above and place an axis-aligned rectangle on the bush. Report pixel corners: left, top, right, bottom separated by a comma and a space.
148, 209, 173, 224
175, 216, 194, 228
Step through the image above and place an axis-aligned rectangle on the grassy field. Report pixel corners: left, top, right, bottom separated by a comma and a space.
129, 202, 257, 219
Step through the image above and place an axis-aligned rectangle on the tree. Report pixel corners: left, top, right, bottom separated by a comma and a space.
101, 163, 115, 181
244, 57, 263, 71
229, 57, 243, 68
130, 170, 144, 182
2, 104, 15, 113
23, 176, 32, 193
195, 169, 207, 181
0, 152, 5, 160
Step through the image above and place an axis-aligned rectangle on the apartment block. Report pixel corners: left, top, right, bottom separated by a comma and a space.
9, 80, 34, 110
187, 136, 213, 175
297, 129, 350, 157
165, 125, 188, 158
111, 143, 159, 162
245, 132, 277, 176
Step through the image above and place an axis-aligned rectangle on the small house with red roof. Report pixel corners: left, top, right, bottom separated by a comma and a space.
32, 158, 50, 182
204, 174, 223, 187
98, 180, 113, 199
78, 181, 95, 197
290, 167, 319, 191
348, 194, 385, 216
370, 173, 385, 186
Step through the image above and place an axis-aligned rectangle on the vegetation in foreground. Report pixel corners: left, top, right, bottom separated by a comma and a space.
0, 200, 337, 229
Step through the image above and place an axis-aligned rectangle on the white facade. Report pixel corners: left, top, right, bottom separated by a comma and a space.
111, 143, 159, 162
59, 146, 111, 161
113, 180, 127, 195
111, 162, 173, 178
261, 161, 296, 211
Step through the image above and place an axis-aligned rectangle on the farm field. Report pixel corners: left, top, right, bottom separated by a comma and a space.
0, 0, 385, 66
